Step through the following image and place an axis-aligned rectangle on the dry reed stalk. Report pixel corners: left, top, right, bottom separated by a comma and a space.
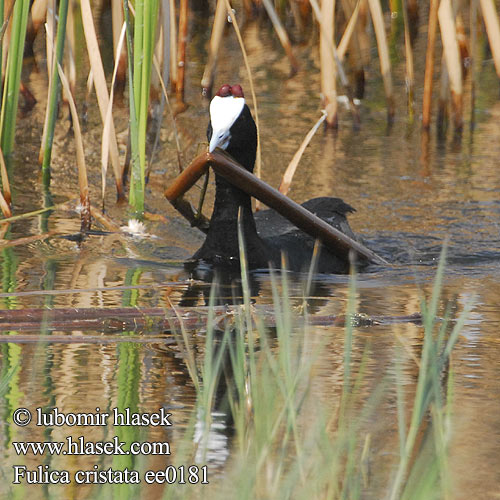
161, 0, 171, 86
152, 24, 163, 100
367, 0, 395, 121
279, 111, 327, 195
0, 201, 75, 225
480, 0, 500, 79
90, 204, 122, 232
419, 127, 431, 177
242, 0, 254, 17
0, 231, 60, 248
102, 23, 127, 210
438, 0, 463, 132
80, 0, 124, 199
201, 0, 227, 96
0, 190, 11, 218
290, 0, 305, 35
358, 0, 371, 61
320, 0, 337, 127
470, 0, 478, 130
261, 0, 299, 75
337, 0, 361, 62
223, 0, 262, 181
58, 65, 91, 231
437, 55, 449, 137
146, 2, 174, 180
111, 0, 127, 88
176, 0, 188, 102
309, 0, 360, 126
422, 0, 439, 130
51, 35, 90, 231
169, 0, 178, 91
64, 0, 76, 101
339, 0, 365, 98
153, 56, 184, 171
402, 0, 414, 120
30, 0, 47, 39
0, 148, 11, 217
456, 15, 470, 75
0, 1, 12, 74
45, 0, 55, 78
0, 146, 11, 206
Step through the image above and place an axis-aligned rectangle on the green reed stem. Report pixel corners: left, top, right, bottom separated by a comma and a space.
0, 0, 30, 156
0, 0, 4, 100
128, 0, 160, 214
40, 0, 69, 185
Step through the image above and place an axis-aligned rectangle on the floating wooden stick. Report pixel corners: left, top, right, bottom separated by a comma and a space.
165, 151, 389, 266
209, 151, 389, 265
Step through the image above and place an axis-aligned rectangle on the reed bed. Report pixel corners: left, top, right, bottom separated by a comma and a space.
0, 0, 496, 219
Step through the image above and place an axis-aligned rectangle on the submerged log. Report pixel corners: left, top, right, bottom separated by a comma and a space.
0, 306, 421, 335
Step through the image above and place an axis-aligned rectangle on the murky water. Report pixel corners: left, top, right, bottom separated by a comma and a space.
0, 6, 499, 500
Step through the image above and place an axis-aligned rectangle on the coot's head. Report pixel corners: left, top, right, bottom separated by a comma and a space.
207, 84, 257, 172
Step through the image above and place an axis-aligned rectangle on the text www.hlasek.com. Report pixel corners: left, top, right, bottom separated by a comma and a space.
13, 436, 170, 456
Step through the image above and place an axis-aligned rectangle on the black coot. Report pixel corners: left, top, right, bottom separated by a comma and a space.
192, 84, 360, 274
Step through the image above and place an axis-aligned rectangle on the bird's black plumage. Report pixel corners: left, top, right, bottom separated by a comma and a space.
192, 90, 361, 274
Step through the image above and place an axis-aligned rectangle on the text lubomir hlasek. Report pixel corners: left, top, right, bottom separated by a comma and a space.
35, 407, 173, 427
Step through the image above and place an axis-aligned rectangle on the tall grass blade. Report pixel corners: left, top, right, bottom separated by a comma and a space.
0, 0, 30, 156
0, 0, 4, 91
39, 0, 68, 184
129, 0, 160, 213
389, 245, 472, 500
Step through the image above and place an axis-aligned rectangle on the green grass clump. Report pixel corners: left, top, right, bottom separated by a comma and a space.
169, 236, 470, 499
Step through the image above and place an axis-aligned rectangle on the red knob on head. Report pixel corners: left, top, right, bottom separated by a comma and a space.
231, 84, 244, 98
216, 84, 232, 97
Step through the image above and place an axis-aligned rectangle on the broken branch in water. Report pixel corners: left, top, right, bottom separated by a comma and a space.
165, 150, 389, 266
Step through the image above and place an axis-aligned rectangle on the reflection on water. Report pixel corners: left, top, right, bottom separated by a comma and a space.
0, 7, 500, 500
